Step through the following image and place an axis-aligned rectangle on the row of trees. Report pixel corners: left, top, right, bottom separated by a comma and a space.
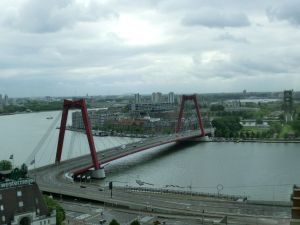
0, 160, 28, 180
211, 116, 242, 138
212, 116, 300, 139
43, 196, 65, 225
0, 100, 63, 114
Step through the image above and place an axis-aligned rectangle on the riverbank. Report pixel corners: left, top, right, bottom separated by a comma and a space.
211, 138, 300, 144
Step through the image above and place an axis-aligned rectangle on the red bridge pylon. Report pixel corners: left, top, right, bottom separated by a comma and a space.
55, 99, 105, 178
176, 94, 206, 137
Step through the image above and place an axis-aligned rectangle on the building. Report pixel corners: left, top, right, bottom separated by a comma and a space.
72, 109, 119, 130
283, 90, 293, 122
130, 102, 175, 113
291, 185, 300, 225
0, 178, 56, 225
134, 93, 141, 103
3, 95, 8, 107
240, 119, 269, 129
151, 92, 162, 103
0, 95, 2, 110
168, 92, 175, 104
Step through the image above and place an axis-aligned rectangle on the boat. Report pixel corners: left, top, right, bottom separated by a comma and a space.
46, 117, 53, 119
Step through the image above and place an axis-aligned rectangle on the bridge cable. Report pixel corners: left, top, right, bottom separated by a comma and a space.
25, 112, 61, 165
36, 125, 57, 167
67, 130, 77, 159
93, 136, 100, 152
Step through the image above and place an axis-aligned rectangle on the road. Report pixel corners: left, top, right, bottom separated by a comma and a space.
32, 130, 291, 224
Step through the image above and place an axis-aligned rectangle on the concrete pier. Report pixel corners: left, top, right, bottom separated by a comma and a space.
91, 167, 106, 179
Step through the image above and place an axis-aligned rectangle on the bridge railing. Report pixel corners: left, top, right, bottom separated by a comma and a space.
119, 185, 247, 201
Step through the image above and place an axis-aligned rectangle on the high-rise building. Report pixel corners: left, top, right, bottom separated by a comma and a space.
168, 92, 175, 104
0, 94, 2, 110
134, 93, 141, 103
4, 94, 8, 106
283, 90, 293, 122
151, 92, 162, 103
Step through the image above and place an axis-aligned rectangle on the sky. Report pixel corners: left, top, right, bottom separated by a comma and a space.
0, 0, 300, 97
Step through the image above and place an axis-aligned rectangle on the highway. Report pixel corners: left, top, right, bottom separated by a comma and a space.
32, 130, 291, 224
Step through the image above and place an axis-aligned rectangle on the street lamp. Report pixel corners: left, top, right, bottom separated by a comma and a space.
109, 181, 113, 198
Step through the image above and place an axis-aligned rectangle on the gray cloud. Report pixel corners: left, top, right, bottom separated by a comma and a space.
216, 33, 249, 43
1, 0, 117, 33
266, 0, 300, 25
182, 8, 250, 28
0, 0, 299, 97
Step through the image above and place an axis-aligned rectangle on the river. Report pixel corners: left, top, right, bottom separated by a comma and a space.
0, 111, 299, 201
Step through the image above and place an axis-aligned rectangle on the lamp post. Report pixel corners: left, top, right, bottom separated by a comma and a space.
9, 154, 14, 169
109, 181, 113, 198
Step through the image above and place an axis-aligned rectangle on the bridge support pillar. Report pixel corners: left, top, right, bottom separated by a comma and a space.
176, 94, 206, 136
91, 167, 106, 179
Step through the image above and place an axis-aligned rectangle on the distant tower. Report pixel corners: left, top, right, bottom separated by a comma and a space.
4, 94, 8, 106
283, 90, 293, 122
0, 94, 2, 110
168, 92, 175, 104
134, 93, 141, 103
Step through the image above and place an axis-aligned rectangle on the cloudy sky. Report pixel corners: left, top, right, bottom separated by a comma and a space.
0, 0, 300, 97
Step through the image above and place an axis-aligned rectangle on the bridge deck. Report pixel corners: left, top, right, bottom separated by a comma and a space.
72, 130, 211, 176
34, 130, 211, 179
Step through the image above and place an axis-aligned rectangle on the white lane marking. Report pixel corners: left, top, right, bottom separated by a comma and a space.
164, 200, 191, 206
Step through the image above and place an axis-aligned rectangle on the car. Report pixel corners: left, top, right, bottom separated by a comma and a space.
98, 187, 104, 191
80, 185, 86, 188
99, 219, 106, 224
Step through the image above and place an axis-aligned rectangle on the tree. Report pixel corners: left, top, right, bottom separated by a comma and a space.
210, 104, 225, 111
291, 121, 300, 133
269, 122, 282, 134
0, 160, 12, 171
256, 131, 261, 139
256, 118, 263, 125
10, 168, 21, 180
109, 219, 120, 225
43, 196, 65, 225
20, 163, 28, 178
130, 220, 141, 225
211, 116, 242, 138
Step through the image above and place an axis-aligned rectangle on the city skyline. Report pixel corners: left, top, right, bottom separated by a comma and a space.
0, 0, 300, 97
